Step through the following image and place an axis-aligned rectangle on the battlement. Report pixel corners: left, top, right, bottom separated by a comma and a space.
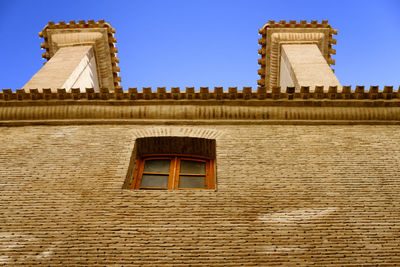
1, 86, 399, 102
2, 21, 399, 124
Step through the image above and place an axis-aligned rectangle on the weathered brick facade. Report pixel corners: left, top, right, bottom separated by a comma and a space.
1, 125, 400, 265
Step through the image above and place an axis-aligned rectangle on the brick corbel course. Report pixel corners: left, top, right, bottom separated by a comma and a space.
1, 86, 400, 124
2, 86, 399, 101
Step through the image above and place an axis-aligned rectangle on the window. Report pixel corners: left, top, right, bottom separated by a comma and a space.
123, 136, 216, 190
132, 155, 215, 190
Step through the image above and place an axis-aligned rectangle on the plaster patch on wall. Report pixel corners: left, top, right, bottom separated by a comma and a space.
0, 232, 34, 249
35, 248, 54, 258
259, 207, 336, 223
259, 245, 306, 254
50, 127, 80, 138
0, 232, 60, 261
0, 255, 10, 264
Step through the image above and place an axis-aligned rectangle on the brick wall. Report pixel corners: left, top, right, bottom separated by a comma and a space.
1, 125, 399, 265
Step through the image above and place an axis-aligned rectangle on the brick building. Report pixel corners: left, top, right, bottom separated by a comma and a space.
1, 20, 400, 265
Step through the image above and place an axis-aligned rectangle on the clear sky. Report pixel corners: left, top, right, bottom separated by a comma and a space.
0, 0, 399, 90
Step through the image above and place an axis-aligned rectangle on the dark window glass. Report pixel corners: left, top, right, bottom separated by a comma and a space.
141, 174, 169, 188
180, 160, 206, 174
144, 159, 170, 173
179, 175, 206, 188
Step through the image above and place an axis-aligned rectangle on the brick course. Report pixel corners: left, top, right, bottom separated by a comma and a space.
1, 124, 400, 265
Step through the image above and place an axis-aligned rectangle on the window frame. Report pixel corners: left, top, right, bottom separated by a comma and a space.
131, 154, 215, 190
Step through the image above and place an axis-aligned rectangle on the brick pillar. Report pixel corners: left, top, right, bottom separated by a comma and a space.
280, 44, 341, 92
23, 46, 99, 92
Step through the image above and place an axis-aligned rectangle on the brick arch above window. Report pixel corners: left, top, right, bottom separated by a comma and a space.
130, 127, 223, 140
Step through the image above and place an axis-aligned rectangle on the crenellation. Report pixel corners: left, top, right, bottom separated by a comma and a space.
328, 86, 338, 99
383, 86, 393, 94
86, 87, 95, 100
200, 87, 209, 100
369, 86, 379, 100
186, 87, 195, 99
243, 87, 252, 100
314, 86, 324, 99
71, 88, 81, 100
115, 87, 124, 100
2, 86, 400, 101
285, 87, 294, 100
2, 89, 12, 101
128, 87, 138, 100
342, 86, 351, 99
29, 88, 39, 100
300, 86, 310, 99
383, 86, 393, 100
171, 87, 181, 100
100, 87, 110, 100
112, 57, 120, 64
110, 46, 118, 54
285, 87, 295, 94
355, 86, 365, 100
257, 87, 267, 100
157, 87, 167, 99
327, 58, 336, 65
228, 87, 238, 99
41, 52, 49, 60
16, 89, 26, 101
143, 87, 152, 100
272, 86, 281, 100
57, 88, 67, 100
43, 88, 52, 100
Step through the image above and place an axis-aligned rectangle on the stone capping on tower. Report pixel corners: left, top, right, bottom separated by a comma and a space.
39, 20, 120, 91
257, 20, 338, 92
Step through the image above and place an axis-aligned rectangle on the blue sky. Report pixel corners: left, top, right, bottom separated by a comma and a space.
0, 0, 399, 90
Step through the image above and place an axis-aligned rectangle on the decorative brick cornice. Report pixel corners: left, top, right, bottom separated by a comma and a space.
1, 86, 398, 101
0, 105, 399, 124
1, 86, 400, 124
39, 20, 120, 91
257, 20, 337, 91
